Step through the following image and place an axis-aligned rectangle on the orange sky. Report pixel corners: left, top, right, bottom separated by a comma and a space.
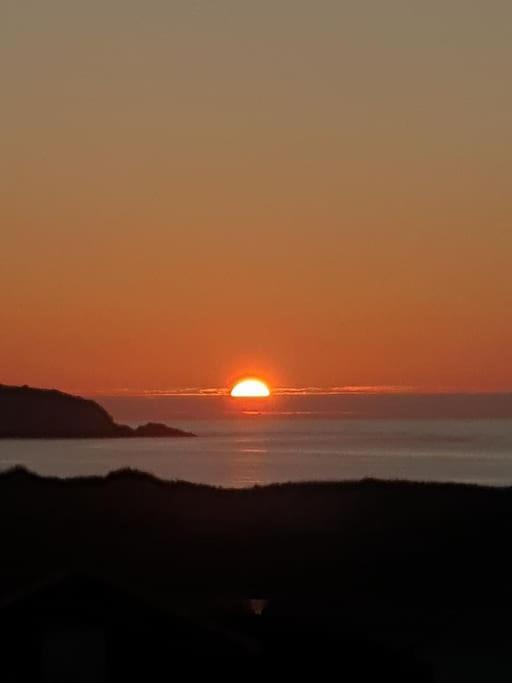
1, 1, 511, 393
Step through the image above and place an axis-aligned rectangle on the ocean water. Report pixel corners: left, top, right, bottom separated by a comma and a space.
1, 417, 512, 488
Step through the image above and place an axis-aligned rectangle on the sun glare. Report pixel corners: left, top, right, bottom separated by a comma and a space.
230, 379, 270, 398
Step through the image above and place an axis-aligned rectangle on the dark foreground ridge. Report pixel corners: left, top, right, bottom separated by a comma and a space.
2, 468, 512, 677
0, 384, 195, 438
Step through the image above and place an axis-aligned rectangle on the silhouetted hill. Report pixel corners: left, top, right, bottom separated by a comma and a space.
0, 384, 195, 438
1, 468, 512, 599
2, 469, 512, 675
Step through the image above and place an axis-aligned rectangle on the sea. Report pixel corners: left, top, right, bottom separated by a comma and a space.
1, 393, 511, 488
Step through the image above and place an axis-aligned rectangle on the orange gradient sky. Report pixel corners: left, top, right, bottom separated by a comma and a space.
1, 1, 511, 393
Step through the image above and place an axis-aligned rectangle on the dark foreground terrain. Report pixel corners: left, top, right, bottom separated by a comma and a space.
2, 468, 512, 680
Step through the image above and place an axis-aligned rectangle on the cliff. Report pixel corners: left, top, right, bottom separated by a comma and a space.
0, 384, 195, 438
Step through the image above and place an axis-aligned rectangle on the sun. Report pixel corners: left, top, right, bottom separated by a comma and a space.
230, 378, 270, 398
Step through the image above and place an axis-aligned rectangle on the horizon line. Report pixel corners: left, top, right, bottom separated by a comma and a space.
80, 385, 512, 398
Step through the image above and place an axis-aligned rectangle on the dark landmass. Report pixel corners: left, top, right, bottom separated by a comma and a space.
2, 469, 512, 678
0, 384, 195, 438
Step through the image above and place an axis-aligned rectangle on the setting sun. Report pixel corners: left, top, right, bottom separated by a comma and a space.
230, 379, 271, 398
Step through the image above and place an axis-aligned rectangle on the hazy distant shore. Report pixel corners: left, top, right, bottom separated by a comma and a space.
97, 391, 512, 421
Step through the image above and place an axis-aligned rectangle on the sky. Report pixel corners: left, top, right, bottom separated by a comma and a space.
1, 1, 511, 393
